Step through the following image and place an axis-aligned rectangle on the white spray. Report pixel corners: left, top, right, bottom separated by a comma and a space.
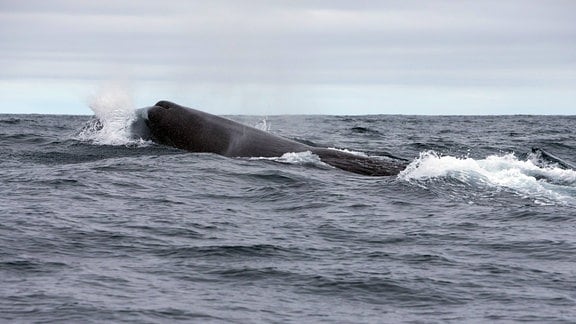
77, 84, 140, 145
399, 151, 576, 205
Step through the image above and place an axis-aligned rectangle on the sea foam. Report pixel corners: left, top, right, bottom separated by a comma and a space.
250, 151, 328, 168
399, 151, 576, 205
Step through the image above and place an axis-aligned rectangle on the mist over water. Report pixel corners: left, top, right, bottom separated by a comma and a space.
1, 98, 575, 322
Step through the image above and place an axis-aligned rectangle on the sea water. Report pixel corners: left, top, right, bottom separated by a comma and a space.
1, 100, 575, 322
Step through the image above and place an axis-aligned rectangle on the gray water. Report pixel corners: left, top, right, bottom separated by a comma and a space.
1, 113, 575, 323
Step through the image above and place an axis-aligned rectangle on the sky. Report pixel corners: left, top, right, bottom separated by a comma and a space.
0, 0, 575, 115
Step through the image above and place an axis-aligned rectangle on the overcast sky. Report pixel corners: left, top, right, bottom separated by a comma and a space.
1, 0, 575, 115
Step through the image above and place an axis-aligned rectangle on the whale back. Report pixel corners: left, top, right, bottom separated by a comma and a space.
146, 101, 309, 157
144, 100, 408, 176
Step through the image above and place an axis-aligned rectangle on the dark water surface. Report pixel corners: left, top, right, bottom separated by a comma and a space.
1, 113, 575, 323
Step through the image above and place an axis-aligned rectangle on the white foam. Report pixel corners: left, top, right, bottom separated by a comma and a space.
327, 147, 369, 157
77, 85, 145, 146
399, 151, 576, 205
251, 151, 327, 167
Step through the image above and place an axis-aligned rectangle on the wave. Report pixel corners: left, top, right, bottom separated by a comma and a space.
399, 151, 576, 206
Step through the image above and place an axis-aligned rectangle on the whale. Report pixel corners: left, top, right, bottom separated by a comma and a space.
133, 100, 407, 176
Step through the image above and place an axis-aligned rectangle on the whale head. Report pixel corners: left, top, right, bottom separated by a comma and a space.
142, 100, 228, 153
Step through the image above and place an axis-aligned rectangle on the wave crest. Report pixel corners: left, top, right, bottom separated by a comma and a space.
399, 151, 576, 206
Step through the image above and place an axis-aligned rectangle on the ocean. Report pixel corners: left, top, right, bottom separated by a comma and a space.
1, 104, 575, 323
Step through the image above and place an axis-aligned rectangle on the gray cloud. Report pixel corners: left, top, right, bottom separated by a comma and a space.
0, 0, 575, 114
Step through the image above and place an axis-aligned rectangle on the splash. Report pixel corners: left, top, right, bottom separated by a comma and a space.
399, 151, 576, 205
327, 147, 369, 157
77, 85, 144, 146
254, 117, 271, 132
251, 151, 328, 168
